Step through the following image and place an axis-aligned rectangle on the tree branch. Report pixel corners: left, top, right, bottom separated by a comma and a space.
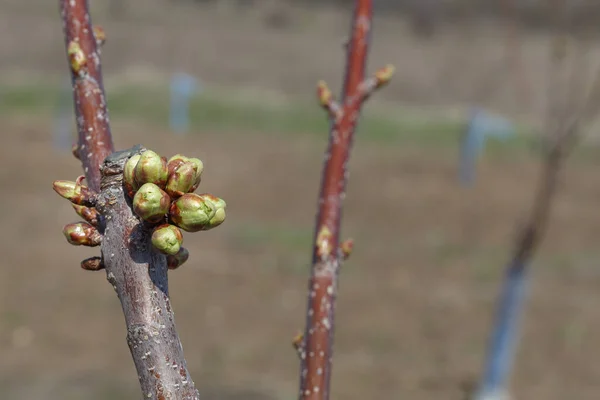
60, 0, 114, 191
96, 146, 200, 399
297, 1, 393, 399
58, 2, 202, 398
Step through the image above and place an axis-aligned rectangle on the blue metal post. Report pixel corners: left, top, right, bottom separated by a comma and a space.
169, 73, 199, 134
473, 260, 529, 400
459, 107, 515, 187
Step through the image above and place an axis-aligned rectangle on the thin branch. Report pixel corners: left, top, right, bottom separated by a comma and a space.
473, 1, 594, 397
60, 0, 114, 191
297, 1, 393, 399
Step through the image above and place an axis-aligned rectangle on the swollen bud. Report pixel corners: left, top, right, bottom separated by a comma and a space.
197, 194, 226, 230
53, 179, 94, 206
340, 238, 354, 260
165, 161, 198, 198
81, 256, 104, 271
166, 247, 190, 270
71, 204, 100, 226
134, 150, 168, 188
169, 193, 217, 232
123, 154, 141, 198
167, 154, 190, 176
132, 183, 171, 224
63, 222, 101, 247
188, 157, 204, 191
151, 224, 184, 255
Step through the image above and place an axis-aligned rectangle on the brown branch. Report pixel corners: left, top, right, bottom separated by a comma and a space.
59, 2, 201, 399
298, 1, 393, 399
60, 0, 114, 191
96, 146, 200, 399
512, 0, 583, 265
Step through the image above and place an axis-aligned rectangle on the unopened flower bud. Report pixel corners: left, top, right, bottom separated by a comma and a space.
134, 150, 168, 188
165, 161, 198, 198
340, 238, 354, 260
133, 183, 171, 224
71, 143, 80, 160
151, 224, 184, 255
67, 41, 86, 75
71, 204, 100, 226
166, 247, 189, 270
196, 194, 226, 230
169, 193, 217, 232
187, 157, 204, 191
81, 256, 104, 271
167, 154, 189, 176
123, 153, 141, 198
53, 178, 94, 206
63, 222, 101, 247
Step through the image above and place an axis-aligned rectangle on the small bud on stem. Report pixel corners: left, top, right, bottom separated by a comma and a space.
151, 224, 184, 256
71, 204, 100, 226
81, 256, 104, 271
339, 238, 354, 260
53, 177, 95, 206
169, 193, 217, 232
123, 154, 142, 198
67, 41, 87, 76
63, 222, 102, 247
166, 247, 190, 270
132, 183, 171, 224
165, 161, 198, 198
134, 150, 169, 189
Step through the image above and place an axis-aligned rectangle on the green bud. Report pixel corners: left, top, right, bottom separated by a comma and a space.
167, 154, 189, 176
151, 224, 184, 255
123, 153, 141, 198
63, 222, 101, 247
133, 183, 171, 224
165, 161, 198, 198
53, 179, 94, 206
71, 204, 100, 226
187, 157, 204, 191
206, 207, 226, 230
195, 194, 226, 230
166, 247, 189, 270
169, 193, 217, 232
134, 150, 168, 188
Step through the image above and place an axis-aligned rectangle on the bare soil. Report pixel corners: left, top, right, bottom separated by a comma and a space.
2, 2, 600, 399
0, 117, 600, 399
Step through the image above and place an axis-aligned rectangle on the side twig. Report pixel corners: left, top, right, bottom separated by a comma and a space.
296, 1, 393, 399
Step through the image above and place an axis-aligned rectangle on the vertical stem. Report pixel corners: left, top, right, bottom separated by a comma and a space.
60, 0, 114, 191
299, 1, 374, 399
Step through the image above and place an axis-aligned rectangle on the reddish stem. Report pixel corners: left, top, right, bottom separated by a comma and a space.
60, 0, 114, 192
299, 1, 376, 399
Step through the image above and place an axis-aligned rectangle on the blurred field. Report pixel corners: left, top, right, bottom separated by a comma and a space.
2, 1, 600, 400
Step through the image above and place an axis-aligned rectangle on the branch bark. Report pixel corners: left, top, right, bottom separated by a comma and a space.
297, 1, 393, 398
97, 146, 200, 399
60, 0, 114, 191
59, 1, 200, 398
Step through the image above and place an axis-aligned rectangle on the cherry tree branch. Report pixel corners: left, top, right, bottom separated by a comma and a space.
58, 1, 201, 398
297, 1, 393, 399
60, 0, 114, 191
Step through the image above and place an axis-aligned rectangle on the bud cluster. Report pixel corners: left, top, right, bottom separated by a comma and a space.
123, 149, 227, 267
52, 148, 226, 272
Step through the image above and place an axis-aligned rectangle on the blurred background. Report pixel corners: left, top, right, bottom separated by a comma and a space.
2, 0, 600, 399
